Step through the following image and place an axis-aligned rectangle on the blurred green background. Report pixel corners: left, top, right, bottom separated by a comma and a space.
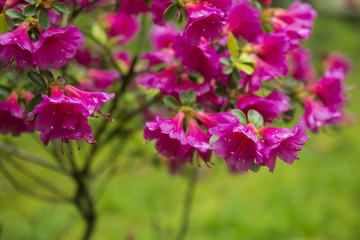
1, 1, 360, 240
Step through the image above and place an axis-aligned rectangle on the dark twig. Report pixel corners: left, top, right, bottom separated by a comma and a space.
0, 160, 68, 203
3, 155, 71, 201
175, 167, 198, 240
0, 143, 68, 174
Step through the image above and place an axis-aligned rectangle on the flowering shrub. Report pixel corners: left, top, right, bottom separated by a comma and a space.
0, 0, 353, 239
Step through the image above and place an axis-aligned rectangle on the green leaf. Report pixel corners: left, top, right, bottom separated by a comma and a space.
38, 9, 50, 30
0, 14, 7, 34
238, 52, 256, 67
27, 71, 47, 87
231, 109, 247, 125
0, 86, 11, 95
220, 57, 231, 66
188, 88, 196, 105
23, 4, 38, 17
222, 66, 233, 75
231, 70, 241, 83
6, 9, 25, 19
53, 2, 70, 14
56, 76, 66, 86
163, 4, 177, 22
233, 62, 254, 75
214, 82, 227, 97
247, 110, 264, 128
144, 0, 153, 7
228, 32, 239, 60
91, 23, 107, 45
51, 6, 61, 15
163, 95, 180, 110
209, 135, 219, 146
250, 164, 261, 173
24, 94, 43, 120
179, 90, 189, 105
25, 0, 36, 4
41, 70, 55, 83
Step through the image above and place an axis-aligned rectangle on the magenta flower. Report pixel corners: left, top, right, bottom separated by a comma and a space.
307, 68, 346, 110
173, 37, 220, 80
141, 49, 174, 70
269, 1, 317, 43
195, 111, 235, 129
119, 0, 149, 15
242, 33, 289, 92
33, 25, 84, 69
140, 65, 178, 95
209, 122, 264, 171
324, 52, 352, 75
299, 97, 342, 133
63, 84, 115, 120
0, 21, 34, 69
237, 91, 290, 123
289, 46, 316, 83
150, 0, 173, 25
181, 3, 225, 45
87, 69, 121, 90
144, 112, 190, 159
186, 119, 212, 166
150, 23, 178, 50
0, 93, 34, 136
28, 87, 94, 145
259, 125, 309, 172
105, 12, 139, 44
223, 0, 262, 42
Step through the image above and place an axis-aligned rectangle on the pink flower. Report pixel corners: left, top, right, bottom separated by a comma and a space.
141, 49, 174, 70
307, 68, 346, 110
289, 46, 316, 83
269, 1, 317, 44
259, 125, 309, 172
87, 69, 121, 90
0, 21, 34, 69
28, 87, 94, 145
173, 37, 220, 80
186, 119, 212, 165
181, 3, 225, 45
209, 122, 264, 171
223, 0, 262, 42
105, 12, 139, 44
259, 0, 272, 7
33, 25, 84, 69
150, 23, 178, 49
120, 0, 149, 15
195, 111, 235, 129
140, 65, 178, 95
150, 0, 173, 25
0, 93, 34, 136
63, 84, 115, 120
299, 97, 342, 133
242, 33, 289, 92
237, 91, 290, 123
323, 52, 352, 75
144, 112, 190, 159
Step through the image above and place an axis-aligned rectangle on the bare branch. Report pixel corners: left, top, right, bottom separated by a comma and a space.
0, 143, 68, 174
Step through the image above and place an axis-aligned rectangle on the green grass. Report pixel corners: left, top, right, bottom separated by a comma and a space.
1, 14, 360, 240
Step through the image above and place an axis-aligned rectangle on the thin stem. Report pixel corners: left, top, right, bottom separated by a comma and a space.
3, 156, 71, 201
0, 222, 3, 239
175, 167, 199, 240
0, 160, 68, 203
0, 143, 68, 174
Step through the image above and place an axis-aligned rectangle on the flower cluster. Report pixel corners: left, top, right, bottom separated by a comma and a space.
140, 0, 351, 172
0, 0, 352, 173
28, 85, 114, 145
0, 22, 84, 70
